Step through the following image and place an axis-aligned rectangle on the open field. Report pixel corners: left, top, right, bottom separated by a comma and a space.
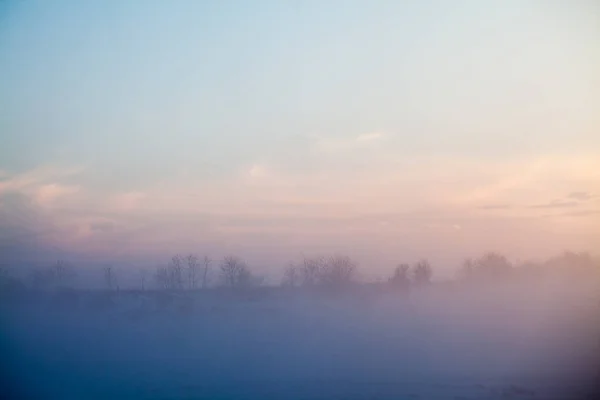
2, 278, 599, 399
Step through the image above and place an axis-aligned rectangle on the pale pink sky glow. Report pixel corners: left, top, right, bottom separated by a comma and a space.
1, 1, 599, 275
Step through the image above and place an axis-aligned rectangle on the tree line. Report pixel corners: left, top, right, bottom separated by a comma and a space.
0, 251, 598, 294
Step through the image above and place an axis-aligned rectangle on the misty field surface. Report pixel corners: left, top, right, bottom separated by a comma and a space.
2, 278, 599, 399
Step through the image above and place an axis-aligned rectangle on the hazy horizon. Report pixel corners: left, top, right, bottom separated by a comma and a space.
1, 1, 599, 275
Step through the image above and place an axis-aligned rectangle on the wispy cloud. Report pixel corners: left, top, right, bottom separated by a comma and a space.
477, 204, 513, 210
0, 165, 84, 196
1, 152, 599, 266
559, 210, 600, 217
528, 200, 579, 209
567, 191, 593, 201
35, 183, 80, 207
107, 192, 146, 212
453, 155, 600, 209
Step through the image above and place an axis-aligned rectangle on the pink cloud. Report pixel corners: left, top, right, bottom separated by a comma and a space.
34, 184, 80, 206
108, 192, 147, 212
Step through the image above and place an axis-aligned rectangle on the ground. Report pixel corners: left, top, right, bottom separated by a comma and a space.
1, 280, 598, 399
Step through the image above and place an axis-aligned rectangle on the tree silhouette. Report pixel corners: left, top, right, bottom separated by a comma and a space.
388, 263, 410, 291
201, 255, 212, 288
546, 251, 597, 278
170, 255, 185, 290
185, 254, 200, 289
282, 263, 300, 287
412, 259, 432, 286
318, 255, 357, 287
154, 265, 170, 290
103, 266, 118, 291
219, 256, 255, 288
139, 269, 147, 291
299, 256, 325, 287
460, 252, 512, 282
51, 260, 77, 288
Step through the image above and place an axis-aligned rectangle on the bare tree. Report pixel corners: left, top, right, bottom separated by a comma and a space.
201, 255, 212, 288
459, 252, 512, 282
51, 260, 77, 288
546, 251, 597, 278
318, 255, 357, 287
153, 256, 186, 290
458, 257, 476, 281
477, 252, 512, 280
27, 261, 76, 291
139, 269, 147, 291
168, 255, 185, 290
282, 263, 300, 287
219, 256, 254, 288
388, 263, 410, 291
186, 254, 200, 290
412, 259, 432, 286
103, 266, 118, 291
299, 256, 325, 286
154, 266, 169, 290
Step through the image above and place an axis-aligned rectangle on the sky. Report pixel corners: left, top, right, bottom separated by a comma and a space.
0, 0, 599, 277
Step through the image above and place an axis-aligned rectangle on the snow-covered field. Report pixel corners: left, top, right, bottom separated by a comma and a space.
2, 279, 599, 399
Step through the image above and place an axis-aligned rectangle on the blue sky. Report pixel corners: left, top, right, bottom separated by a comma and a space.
1, 1, 599, 274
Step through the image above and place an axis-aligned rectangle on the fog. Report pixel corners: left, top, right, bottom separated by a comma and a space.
1, 259, 599, 400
